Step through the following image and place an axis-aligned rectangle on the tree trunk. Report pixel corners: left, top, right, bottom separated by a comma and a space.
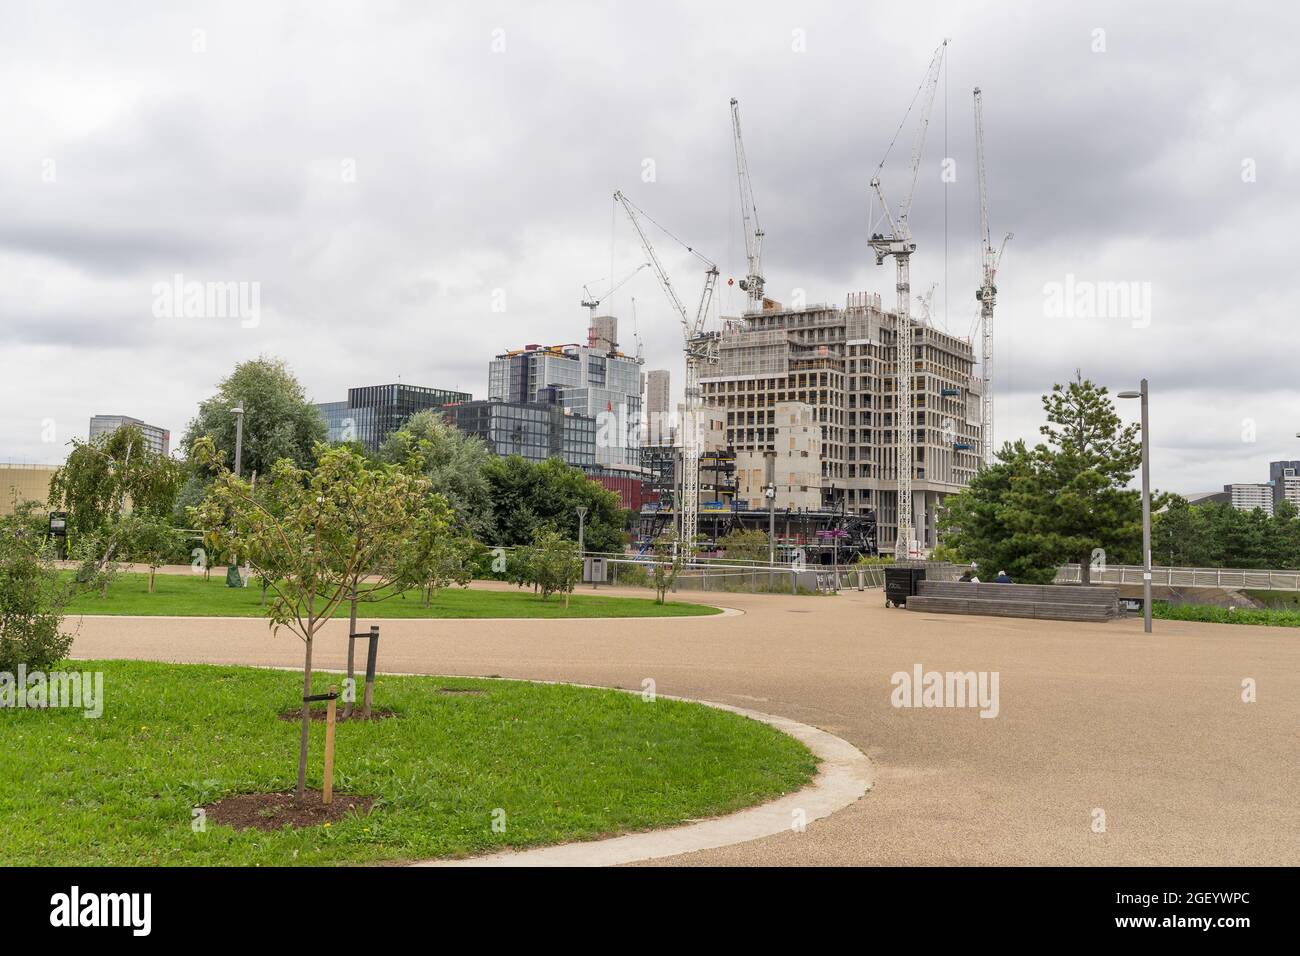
297, 629, 314, 802
148, 568, 155, 593
1080, 556, 1092, 586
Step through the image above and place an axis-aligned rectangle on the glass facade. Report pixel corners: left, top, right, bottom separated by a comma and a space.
314, 383, 470, 452
450, 399, 595, 469
487, 346, 642, 470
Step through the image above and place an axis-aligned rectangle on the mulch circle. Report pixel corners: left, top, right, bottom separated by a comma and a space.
276, 707, 399, 722
203, 791, 375, 831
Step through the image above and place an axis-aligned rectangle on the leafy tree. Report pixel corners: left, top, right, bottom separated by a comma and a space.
941, 375, 1144, 584
377, 410, 494, 540
49, 424, 184, 542
528, 529, 581, 605
181, 356, 327, 477
121, 514, 187, 593
718, 529, 769, 563
940, 441, 1063, 583
0, 502, 75, 673
484, 456, 623, 553
191, 439, 448, 799
1033, 373, 1142, 582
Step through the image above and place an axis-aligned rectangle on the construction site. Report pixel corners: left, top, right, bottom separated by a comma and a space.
620, 40, 1006, 561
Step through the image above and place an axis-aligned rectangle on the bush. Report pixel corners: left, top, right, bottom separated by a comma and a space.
0, 505, 74, 673
1153, 602, 1300, 627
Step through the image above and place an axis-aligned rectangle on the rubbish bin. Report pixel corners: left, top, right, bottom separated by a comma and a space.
884, 566, 926, 607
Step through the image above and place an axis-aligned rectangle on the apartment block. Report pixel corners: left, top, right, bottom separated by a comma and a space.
699, 292, 984, 552
89, 414, 170, 456
1225, 482, 1273, 515
1269, 461, 1300, 512
487, 316, 643, 473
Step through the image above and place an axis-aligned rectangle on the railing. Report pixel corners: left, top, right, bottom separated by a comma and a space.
1055, 564, 1300, 590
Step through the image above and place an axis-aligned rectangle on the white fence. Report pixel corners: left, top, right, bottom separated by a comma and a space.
1056, 564, 1300, 590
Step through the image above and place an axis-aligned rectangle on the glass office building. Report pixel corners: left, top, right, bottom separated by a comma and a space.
449, 399, 595, 469
315, 383, 470, 453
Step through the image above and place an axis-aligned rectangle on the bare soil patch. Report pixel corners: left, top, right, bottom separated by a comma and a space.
203, 791, 374, 831
276, 707, 399, 722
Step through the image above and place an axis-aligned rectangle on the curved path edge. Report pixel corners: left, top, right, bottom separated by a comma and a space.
412, 692, 873, 868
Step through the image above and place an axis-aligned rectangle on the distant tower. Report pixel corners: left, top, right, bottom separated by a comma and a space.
644, 369, 671, 442
587, 315, 618, 353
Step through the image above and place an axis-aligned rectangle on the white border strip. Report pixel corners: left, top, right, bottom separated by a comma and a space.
413, 695, 872, 867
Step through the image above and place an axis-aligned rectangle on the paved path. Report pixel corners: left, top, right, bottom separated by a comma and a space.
68, 583, 1300, 865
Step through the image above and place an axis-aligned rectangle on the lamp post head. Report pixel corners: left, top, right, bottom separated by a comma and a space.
231, 406, 244, 416
1117, 390, 1140, 400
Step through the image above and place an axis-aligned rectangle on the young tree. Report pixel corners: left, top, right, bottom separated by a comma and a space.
651, 535, 685, 604
0, 502, 75, 674
121, 514, 186, 593
191, 439, 448, 800
182, 356, 327, 476
528, 529, 581, 605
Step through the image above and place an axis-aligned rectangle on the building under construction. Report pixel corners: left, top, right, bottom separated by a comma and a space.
699, 293, 983, 553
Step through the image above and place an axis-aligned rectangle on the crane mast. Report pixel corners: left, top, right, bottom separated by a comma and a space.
973, 87, 1011, 466
870, 39, 947, 560
730, 98, 765, 314
613, 190, 718, 554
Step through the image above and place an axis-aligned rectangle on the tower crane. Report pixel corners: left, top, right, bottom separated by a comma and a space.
581, 261, 651, 323
613, 190, 719, 554
869, 39, 947, 560
973, 86, 1012, 466
730, 97, 765, 314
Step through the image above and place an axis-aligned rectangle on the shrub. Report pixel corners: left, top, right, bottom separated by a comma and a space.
0, 504, 75, 673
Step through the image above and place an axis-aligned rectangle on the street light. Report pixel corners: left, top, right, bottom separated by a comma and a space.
575, 506, 588, 555
231, 406, 245, 478
1118, 380, 1151, 633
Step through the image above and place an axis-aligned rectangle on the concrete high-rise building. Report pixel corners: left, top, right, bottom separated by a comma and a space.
1225, 483, 1273, 515
699, 292, 984, 552
1269, 461, 1300, 512
89, 415, 170, 456
488, 316, 644, 473
733, 402, 823, 511
644, 369, 671, 443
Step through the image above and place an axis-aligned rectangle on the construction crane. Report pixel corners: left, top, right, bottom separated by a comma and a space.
973, 86, 1012, 467
730, 97, 765, 314
613, 190, 719, 554
629, 296, 643, 361
870, 39, 948, 560
581, 261, 651, 323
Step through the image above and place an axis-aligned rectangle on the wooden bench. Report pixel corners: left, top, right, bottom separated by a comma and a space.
906, 581, 1121, 622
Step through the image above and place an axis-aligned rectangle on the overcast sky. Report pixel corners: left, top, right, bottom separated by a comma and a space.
3, 0, 1297, 493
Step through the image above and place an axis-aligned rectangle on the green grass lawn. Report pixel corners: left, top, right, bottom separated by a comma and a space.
0, 659, 815, 866
65, 572, 719, 619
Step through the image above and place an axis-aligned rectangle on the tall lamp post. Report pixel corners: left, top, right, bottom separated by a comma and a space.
231, 406, 245, 478
1118, 381, 1151, 633
576, 506, 587, 555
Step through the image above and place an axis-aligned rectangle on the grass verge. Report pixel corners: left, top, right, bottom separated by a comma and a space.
0, 659, 816, 865
1154, 602, 1300, 627
65, 572, 719, 618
